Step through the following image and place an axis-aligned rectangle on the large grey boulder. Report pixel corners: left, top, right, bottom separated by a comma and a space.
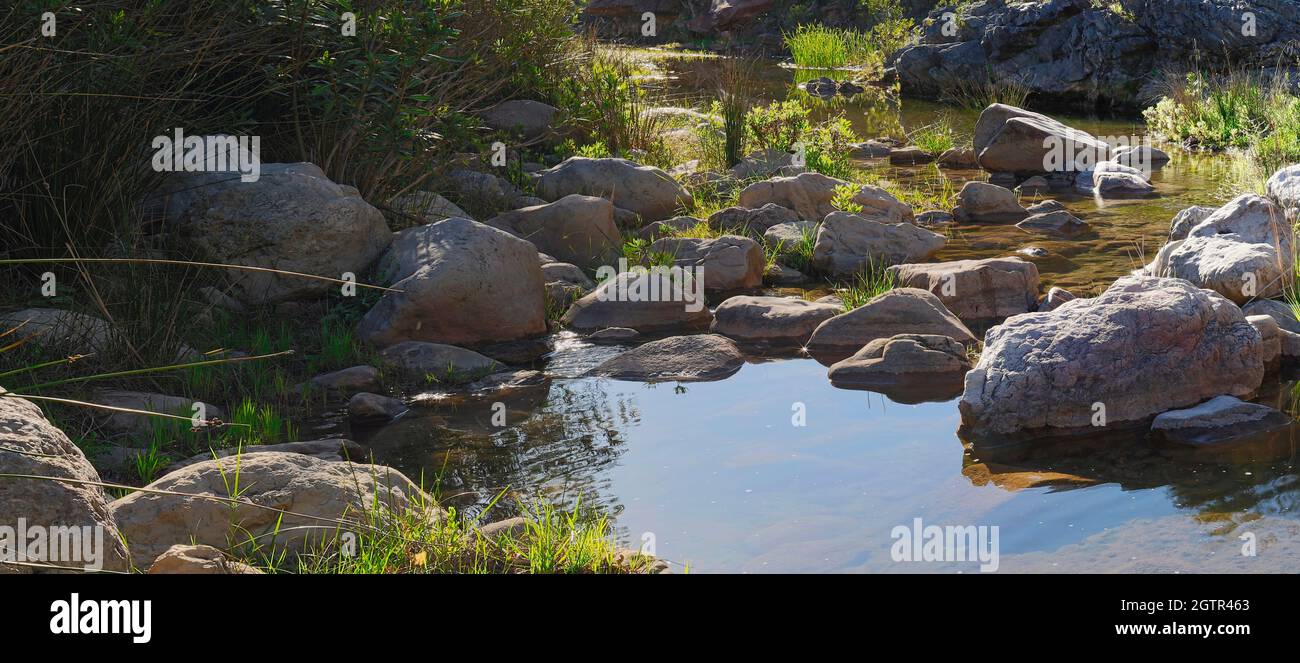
710, 296, 841, 348
971, 104, 1109, 174
109, 452, 437, 567
561, 271, 712, 333
487, 195, 621, 270
811, 212, 945, 276
959, 276, 1264, 440
649, 235, 764, 292
806, 288, 976, 363
357, 218, 547, 347
1144, 194, 1294, 303
0, 394, 131, 573
389, 191, 470, 224
587, 334, 744, 382
536, 157, 692, 222
887, 257, 1040, 326
158, 163, 392, 304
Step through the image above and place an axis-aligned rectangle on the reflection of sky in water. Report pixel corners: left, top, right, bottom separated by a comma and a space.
354, 350, 1300, 573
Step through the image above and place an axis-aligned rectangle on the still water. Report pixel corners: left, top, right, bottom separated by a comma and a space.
335, 55, 1299, 572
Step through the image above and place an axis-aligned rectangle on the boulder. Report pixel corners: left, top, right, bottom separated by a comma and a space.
649, 235, 764, 291
109, 452, 438, 567
1266, 164, 1300, 212
1077, 161, 1154, 196
1168, 205, 1216, 241
1145, 195, 1294, 303
889, 146, 935, 165
447, 170, 524, 211
1242, 299, 1300, 335
0, 393, 131, 573
1112, 145, 1170, 171
710, 296, 841, 347
1016, 209, 1089, 236
849, 140, 893, 158
956, 181, 1026, 221
764, 263, 808, 285
561, 271, 711, 333
479, 100, 559, 139
763, 221, 818, 249
94, 391, 225, 439
348, 392, 408, 423
972, 104, 1109, 174
737, 172, 838, 221
147, 544, 263, 574
827, 333, 972, 403
1149, 395, 1291, 446
707, 203, 799, 235
158, 163, 392, 304
310, 365, 381, 393
637, 216, 701, 241
379, 341, 501, 379
356, 218, 547, 347
806, 288, 976, 363
886, 257, 1040, 326
161, 439, 366, 475
728, 149, 805, 180
542, 262, 595, 291
811, 212, 945, 277
959, 276, 1264, 440
390, 191, 470, 224
0, 308, 119, 354
1038, 286, 1076, 312
1247, 315, 1281, 372
486, 195, 621, 270
588, 327, 641, 343
937, 148, 979, 169
587, 334, 744, 381
536, 157, 692, 222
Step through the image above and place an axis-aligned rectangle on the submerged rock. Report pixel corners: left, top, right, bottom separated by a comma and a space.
379, 341, 501, 379
1016, 209, 1089, 236
587, 334, 744, 382
827, 333, 972, 403
959, 276, 1264, 441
